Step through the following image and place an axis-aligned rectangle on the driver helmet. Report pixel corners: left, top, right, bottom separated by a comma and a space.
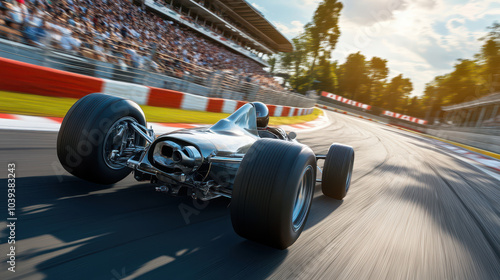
253, 102, 269, 128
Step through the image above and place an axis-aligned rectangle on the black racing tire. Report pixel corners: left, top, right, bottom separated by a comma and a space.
231, 139, 316, 249
321, 144, 355, 200
57, 93, 146, 184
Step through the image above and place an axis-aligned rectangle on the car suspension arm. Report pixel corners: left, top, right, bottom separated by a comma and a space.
129, 122, 155, 144
315, 155, 325, 182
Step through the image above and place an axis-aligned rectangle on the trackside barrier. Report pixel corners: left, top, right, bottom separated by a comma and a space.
0, 57, 314, 116
317, 104, 500, 163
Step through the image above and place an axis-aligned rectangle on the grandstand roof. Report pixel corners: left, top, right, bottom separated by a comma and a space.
216, 0, 293, 52
148, 0, 292, 55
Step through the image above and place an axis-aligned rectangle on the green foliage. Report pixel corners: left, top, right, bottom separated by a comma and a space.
289, 71, 314, 94
307, 0, 343, 67
276, 0, 343, 93
479, 38, 500, 92
310, 0, 343, 53
382, 74, 413, 111
422, 21, 500, 119
335, 53, 405, 109
405, 96, 425, 118
367, 57, 389, 106
337, 52, 369, 101
267, 56, 277, 74
315, 55, 338, 93
273, 0, 416, 113
275, 9, 498, 121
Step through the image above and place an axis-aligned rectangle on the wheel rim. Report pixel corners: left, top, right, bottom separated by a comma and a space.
292, 165, 314, 232
345, 156, 354, 192
103, 116, 138, 170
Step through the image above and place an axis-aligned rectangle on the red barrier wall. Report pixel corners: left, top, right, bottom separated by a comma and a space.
0, 57, 103, 99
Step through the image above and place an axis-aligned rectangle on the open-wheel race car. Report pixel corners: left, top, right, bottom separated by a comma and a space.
57, 93, 355, 249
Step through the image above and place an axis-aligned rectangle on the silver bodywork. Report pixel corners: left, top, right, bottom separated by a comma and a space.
126, 103, 318, 201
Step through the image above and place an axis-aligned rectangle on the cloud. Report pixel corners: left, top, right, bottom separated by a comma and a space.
330, 0, 495, 96
341, 0, 441, 26
415, 0, 438, 9
451, 0, 497, 20
341, 0, 409, 26
251, 2, 267, 13
273, 20, 304, 38
251, 0, 496, 96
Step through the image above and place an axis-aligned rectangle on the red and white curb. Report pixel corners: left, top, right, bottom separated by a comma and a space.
0, 113, 201, 134
0, 111, 330, 134
427, 138, 500, 175
279, 111, 330, 133
0, 113, 63, 131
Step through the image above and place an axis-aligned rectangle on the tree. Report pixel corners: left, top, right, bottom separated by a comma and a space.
276, 36, 309, 88
306, 0, 343, 75
276, 0, 343, 93
305, 0, 343, 74
279, 36, 309, 75
366, 57, 389, 106
479, 38, 500, 92
422, 58, 485, 117
383, 74, 413, 111
267, 56, 277, 74
289, 70, 315, 93
406, 96, 425, 118
421, 81, 445, 123
314, 55, 338, 93
337, 52, 369, 101
444, 59, 483, 104
422, 21, 500, 121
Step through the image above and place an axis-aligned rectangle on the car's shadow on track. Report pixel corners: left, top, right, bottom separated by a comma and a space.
0, 175, 344, 279
305, 187, 344, 231
360, 157, 500, 278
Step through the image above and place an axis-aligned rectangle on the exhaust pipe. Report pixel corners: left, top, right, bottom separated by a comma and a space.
154, 141, 203, 174
172, 146, 202, 168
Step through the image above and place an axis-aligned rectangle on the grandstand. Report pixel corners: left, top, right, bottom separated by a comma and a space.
0, 0, 292, 82
0, 0, 315, 106
145, 0, 292, 65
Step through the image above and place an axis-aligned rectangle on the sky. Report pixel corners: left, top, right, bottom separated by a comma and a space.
250, 0, 500, 96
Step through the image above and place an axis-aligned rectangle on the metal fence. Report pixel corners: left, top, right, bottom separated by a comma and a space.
0, 37, 317, 108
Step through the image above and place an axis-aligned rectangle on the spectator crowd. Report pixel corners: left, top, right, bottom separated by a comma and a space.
0, 0, 285, 90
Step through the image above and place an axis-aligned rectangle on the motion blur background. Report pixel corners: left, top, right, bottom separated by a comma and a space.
1, 0, 499, 150
1, 0, 500, 279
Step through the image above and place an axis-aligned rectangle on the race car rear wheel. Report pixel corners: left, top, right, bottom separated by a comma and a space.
321, 144, 355, 200
57, 93, 146, 184
231, 139, 316, 249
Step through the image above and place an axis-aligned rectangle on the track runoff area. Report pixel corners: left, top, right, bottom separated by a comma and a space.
1, 107, 500, 279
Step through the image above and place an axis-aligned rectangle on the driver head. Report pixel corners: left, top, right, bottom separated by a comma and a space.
253, 102, 269, 129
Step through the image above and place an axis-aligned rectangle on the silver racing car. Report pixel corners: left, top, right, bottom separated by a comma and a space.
57, 93, 355, 249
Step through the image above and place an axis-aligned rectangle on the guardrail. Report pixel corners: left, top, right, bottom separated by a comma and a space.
0, 38, 317, 108
319, 100, 500, 155
425, 127, 500, 154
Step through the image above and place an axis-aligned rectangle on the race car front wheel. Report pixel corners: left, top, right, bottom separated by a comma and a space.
231, 139, 316, 249
57, 93, 146, 184
321, 144, 355, 200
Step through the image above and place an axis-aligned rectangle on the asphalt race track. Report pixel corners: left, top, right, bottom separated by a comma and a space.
1, 110, 500, 280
